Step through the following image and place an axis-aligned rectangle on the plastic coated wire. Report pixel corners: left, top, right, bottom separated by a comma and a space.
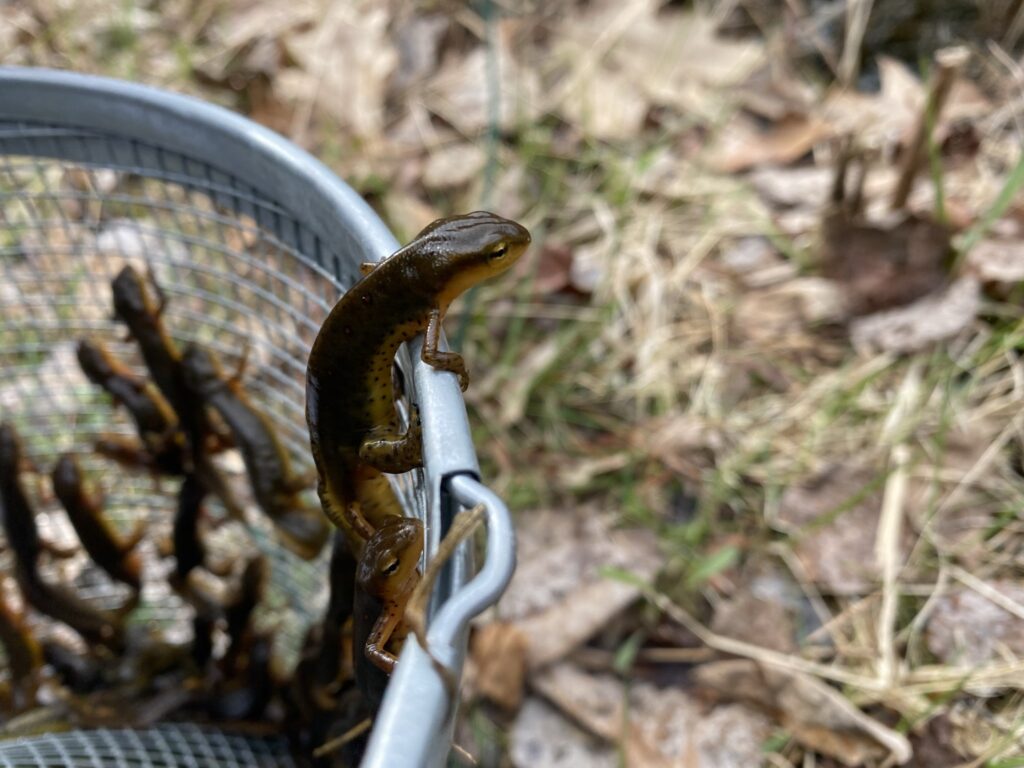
0, 121, 424, 764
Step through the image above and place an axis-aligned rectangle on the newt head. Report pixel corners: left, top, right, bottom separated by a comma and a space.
76, 340, 118, 384
51, 453, 80, 497
405, 211, 531, 308
111, 265, 160, 323
356, 517, 424, 600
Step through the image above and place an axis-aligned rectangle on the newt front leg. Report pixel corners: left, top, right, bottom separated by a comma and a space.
421, 309, 468, 391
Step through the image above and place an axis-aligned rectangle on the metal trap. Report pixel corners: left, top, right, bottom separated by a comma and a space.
0, 68, 514, 767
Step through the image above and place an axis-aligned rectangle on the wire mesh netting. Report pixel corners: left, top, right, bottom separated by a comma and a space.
0, 724, 296, 767
0, 118, 425, 764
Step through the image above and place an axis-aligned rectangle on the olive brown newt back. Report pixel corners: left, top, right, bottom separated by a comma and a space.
351, 516, 424, 710
0, 423, 43, 573
306, 212, 530, 551
51, 454, 143, 592
181, 343, 328, 560
76, 339, 184, 475
0, 587, 43, 711
111, 266, 243, 519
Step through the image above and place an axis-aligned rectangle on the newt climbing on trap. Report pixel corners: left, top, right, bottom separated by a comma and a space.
305, 211, 530, 552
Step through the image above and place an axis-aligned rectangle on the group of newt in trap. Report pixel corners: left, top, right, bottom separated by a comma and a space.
0, 211, 532, 761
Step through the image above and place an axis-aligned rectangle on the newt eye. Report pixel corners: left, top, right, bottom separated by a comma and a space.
488, 244, 509, 261
382, 557, 400, 576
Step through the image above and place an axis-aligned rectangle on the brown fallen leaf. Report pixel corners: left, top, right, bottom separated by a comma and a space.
850, 277, 980, 354
510, 698, 617, 768
694, 659, 913, 766
532, 663, 771, 768
732, 278, 849, 344
965, 236, 1024, 284
425, 33, 541, 135
389, 12, 448, 95
711, 588, 797, 654
469, 621, 528, 713
820, 210, 953, 317
282, 1, 396, 141
421, 142, 486, 190
926, 580, 1024, 666
612, 6, 764, 118
777, 464, 907, 596
710, 114, 833, 173
559, 67, 649, 142
497, 507, 662, 669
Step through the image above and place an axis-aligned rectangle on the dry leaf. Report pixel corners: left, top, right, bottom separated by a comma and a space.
926, 580, 1024, 666
710, 114, 832, 173
425, 37, 540, 135
282, 1, 396, 141
822, 56, 923, 151
777, 464, 906, 595
749, 165, 834, 210
532, 663, 771, 768
421, 142, 486, 190
965, 237, 1024, 284
711, 589, 796, 653
850, 277, 980, 354
820, 212, 952, 317
510, 698, 616, 768
559, 68, 649, 141
733, 278, 849, 344
497, 507, 662, 669
613, 7, 763, 117
469, 622, 528, 712
695, 659, 913, 766
390, 13, 448, 95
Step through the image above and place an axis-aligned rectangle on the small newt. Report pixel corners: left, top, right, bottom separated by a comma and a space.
208, 631, 275, 721
352, 516, 424, 709
172, 473, 207, 581
311, 530, 357, 710
76, 338, 184, 475
0, 424, 78, 569
111, 266, 243, 519
16, 570, 126, 652
222, 554, 268, 675
181, 343, 328, 559
0, 587, 43, 711
306, 212, 530, 551
0, 423, 45, 572
51, 454, 144, 592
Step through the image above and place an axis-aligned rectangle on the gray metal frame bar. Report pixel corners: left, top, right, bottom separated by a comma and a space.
0, 68, 516, 767
363, 474, 517, 768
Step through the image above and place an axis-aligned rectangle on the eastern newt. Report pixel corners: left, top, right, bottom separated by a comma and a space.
16, 568, 126, 652
172, 473, 207, 581
51, 454, 144, 592
181, 343, 328, 559
222, 554, 268, 675
352, 516, 424, 708
310, 530, 357, 710
0, 587, 43, 710
208, 631, 275, 721
111, 266, 243, 519
306, 212, 530, 550
0, 423, 45, 572
76, 338, 185, 475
